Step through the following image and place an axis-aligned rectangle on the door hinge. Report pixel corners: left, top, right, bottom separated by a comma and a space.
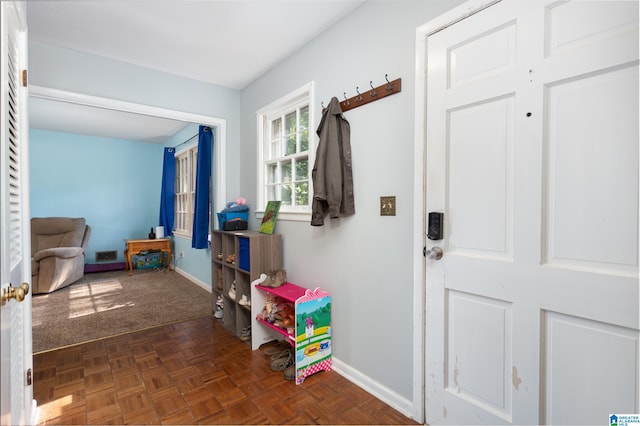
21, 70, 27, 87
26, 368, 32, 386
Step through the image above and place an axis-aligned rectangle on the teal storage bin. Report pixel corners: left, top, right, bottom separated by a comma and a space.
217, 211, 249, 228
132, 252, 167, 269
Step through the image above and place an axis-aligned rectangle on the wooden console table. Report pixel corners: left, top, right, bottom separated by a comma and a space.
125, 238, 171, 275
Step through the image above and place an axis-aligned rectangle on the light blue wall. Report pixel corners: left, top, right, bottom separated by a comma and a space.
29, 129, 163, 263
29, 124, 216, 288
239, 0, 465, 402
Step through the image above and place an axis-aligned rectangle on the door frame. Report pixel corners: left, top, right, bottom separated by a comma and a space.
28, 85, 228, 214
20, 86, 227, 420
411, 1, 502, 422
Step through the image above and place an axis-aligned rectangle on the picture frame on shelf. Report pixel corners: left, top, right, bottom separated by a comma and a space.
259, 201, 281, 234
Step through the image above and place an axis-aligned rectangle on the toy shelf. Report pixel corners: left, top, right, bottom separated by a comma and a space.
257, 282, 307, 302
251, 283, 304, 349
255, 317, 295, 343
251, 281, 332, 384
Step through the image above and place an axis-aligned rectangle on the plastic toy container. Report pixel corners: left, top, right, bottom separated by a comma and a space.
217, 211, 249, 228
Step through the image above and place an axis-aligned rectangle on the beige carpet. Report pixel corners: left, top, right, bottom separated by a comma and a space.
32, 269, 212, 353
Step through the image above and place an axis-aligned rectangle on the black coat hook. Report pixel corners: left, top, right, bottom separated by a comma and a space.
329, 75, 401, 113
385, 74, 393, 91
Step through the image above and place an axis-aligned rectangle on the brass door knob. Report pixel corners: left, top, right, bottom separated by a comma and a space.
1, 282, 29, 305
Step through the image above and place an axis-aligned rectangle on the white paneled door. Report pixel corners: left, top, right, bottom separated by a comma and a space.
423, 0, 638, 424
1, 1, 34, 425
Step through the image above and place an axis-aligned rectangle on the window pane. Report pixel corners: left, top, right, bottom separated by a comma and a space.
270, 119, 281, 159
270, 140, 279, 160
285, 112, 297, 155
295, 157, 308, 180
267, 164, 277, 184
267, 185, 276, 201
286, 134, 296, 155
300, 128, 309, 152
300, 106, 309, 130
271, 118, 281, 140
295, 182, 309, 206
282, 161, 292, 183
280, 184, 292, 205
285, 112, 296, 134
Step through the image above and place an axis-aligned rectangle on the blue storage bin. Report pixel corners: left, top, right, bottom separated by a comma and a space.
238, 237, 250, 271
217, 211, 249, 228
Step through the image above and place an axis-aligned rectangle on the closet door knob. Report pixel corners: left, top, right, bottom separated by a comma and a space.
1, 282, 29, 305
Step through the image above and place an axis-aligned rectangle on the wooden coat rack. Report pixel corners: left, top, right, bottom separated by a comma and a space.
323, 75, 402, 113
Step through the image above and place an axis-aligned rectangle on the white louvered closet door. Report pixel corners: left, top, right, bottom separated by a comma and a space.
1, 2, 33, 425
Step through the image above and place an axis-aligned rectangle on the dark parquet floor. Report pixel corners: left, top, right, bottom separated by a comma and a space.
33, 315, 419, 425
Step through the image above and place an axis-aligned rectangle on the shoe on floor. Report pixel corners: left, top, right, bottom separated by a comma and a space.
270, 348, 293, 371
270, 346, 292, 361
214, 306, 223, 319
240, 325, 251, 341
284, 365, 296, 381
264, 340, 290, 356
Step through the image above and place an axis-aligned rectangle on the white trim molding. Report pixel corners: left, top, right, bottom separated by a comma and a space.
174, 267, 212, 294
255, 81, 315, 219
413, 1, 504, 423
331, 357, 417, 422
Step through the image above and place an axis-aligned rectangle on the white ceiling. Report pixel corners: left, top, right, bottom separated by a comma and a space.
29, 97, 189, 144
27, 0, 365, 143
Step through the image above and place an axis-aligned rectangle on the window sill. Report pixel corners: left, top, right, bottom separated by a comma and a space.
255, 210, 310, 223
173, 232, 212, 246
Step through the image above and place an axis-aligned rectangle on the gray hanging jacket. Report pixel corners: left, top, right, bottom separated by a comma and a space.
311, 96, 355, 226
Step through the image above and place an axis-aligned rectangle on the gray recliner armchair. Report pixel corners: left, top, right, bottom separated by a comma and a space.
31, 217, 91, 294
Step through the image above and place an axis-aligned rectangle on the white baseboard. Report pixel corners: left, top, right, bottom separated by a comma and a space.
31, 399, 40, 426
331, 356, 419, 422
174, 267, 211, 293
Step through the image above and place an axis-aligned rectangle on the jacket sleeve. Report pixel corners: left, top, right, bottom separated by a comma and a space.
311, 106, 330, 226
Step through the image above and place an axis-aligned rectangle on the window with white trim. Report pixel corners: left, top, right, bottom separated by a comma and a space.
174, 145, 197, 237
257, 82, 314, 219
